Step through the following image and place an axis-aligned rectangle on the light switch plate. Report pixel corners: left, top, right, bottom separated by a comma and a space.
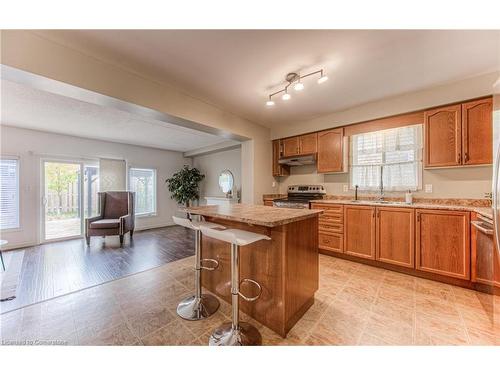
424, 184, 433, 193
343, 185, 349, 192
272, 181, 276, 188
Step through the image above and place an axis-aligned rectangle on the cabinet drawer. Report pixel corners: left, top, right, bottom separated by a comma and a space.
319, 222, 343, 234
311, 203, 343, 213
319, 214, 343, 224
319, 233, 343, 253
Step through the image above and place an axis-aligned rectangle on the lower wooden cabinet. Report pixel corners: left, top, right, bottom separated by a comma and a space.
416, 209, 470, 280
471, 212, 500, 287
376, 206, 415, 268
344, 205, 376, 259
319, 233, 343, 253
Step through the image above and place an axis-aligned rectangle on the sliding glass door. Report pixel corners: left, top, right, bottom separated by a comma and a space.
42, 160, 99, 242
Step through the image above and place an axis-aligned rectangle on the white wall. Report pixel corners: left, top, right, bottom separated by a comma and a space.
192, 147, 242, 205
0, 125, 192, 250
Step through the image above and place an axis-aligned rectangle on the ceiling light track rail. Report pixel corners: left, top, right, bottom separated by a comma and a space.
266, 69, 328, 106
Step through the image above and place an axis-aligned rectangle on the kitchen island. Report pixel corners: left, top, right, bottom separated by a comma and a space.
184, 204, 322, 337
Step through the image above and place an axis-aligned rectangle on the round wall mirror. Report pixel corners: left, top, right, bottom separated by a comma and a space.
218, 169, 234, 195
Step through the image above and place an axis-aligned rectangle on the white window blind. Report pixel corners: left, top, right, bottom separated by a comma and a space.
351, 124, 422, 191
129, 168, 157, 216
0, 158, 20, 230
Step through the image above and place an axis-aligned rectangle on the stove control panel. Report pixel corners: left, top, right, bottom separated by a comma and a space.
287, 185, 326, 194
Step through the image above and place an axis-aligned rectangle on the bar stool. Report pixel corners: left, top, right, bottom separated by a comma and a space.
200, 226, 271, 346
172, 216, 225, 320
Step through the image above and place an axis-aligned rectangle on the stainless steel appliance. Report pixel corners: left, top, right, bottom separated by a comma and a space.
278, 154, 316, 166
492, 76, 500, 251
273, 185, 326, 209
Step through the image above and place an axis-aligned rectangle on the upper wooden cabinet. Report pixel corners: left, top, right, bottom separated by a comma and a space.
415, 209, 470, 280
317, 128, 345, 173
424, 104, 462, 167
272, 139, 290, 177
462, 98, 493, 165
376, 207, 415, 268
424, 97, 492, 168
344, 205, 376, 260
281, 133, 318, 157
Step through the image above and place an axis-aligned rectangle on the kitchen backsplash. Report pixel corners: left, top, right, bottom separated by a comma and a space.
276, 164, 493, 199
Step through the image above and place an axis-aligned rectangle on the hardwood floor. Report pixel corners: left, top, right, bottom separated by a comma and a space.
0, 226, 194, 313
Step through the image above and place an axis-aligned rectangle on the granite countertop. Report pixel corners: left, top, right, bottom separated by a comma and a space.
262, 194, 287, 200
310, 199, 493, 219
183, 204, 323, 227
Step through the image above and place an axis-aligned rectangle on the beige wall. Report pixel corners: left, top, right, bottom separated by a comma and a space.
192, 147, 242, 204
273, 72, 498, 199
271, 71, 499, 139
0, 126, 193, 249
277, 164, 492, 199
0, 30, 276, 204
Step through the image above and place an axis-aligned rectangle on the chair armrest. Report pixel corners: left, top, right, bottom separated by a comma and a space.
120, 214, 134, 233
85, 215, 103, 233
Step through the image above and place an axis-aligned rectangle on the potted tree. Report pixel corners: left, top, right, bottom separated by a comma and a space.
166, 166, 205, 212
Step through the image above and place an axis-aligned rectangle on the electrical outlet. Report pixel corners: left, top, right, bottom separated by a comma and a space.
343, 184, 349, 192
272, 181, 276, 188
424, 184, 433, 193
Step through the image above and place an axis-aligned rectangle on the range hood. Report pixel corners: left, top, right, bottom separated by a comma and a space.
278, 154, 316, 166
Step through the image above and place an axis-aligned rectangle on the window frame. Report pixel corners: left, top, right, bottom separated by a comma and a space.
349, 124, 423, 192
0, 156, 21, 232
128, 167, 158, 217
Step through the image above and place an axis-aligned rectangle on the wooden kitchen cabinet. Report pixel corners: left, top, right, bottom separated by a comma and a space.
416, 209, 470, 280
344, 205, 376, 259
317, 128, 345, 173
312, 203, 344, 254
376, 206, 415, 268
272, 139, 290, 177
424, 104, 462, 168
462, 98, 493, 165
281, 133, 317, 157
471, 212, 500, 287
424, 97, 492, 168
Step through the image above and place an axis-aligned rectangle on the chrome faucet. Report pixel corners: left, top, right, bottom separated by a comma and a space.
378, 166, 384, 201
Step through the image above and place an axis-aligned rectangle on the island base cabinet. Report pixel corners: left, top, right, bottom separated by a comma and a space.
376, 207, 415, 268
200, 216, 319, 338
344, 205, 376, 259
416, 209, 470, 280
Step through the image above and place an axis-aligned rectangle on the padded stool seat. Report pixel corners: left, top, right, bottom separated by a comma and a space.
200, 226, 270, 346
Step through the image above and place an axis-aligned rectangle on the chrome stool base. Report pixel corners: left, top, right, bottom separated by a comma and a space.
209, 322, 262, 346
177, 294, 220, 321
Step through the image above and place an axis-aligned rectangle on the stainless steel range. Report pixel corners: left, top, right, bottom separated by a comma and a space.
273, 185, 326, 209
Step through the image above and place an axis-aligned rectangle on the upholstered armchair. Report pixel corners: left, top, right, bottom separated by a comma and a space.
85, 191, 135, 246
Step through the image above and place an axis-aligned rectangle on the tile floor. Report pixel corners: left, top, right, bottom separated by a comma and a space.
1, 254, 499, 345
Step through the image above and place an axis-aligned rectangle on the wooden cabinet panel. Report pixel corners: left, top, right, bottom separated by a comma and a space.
299, 133, 318, 155
282, 137, 300, 157
416, 209, 470, 280
317, 128, 344, 173
462, 98, 493, 166
376, 207, 415, 268
272, 139, 290, 177
319, 233, 343, 254
424, 104, 462, 167
471, 212, 500, 287
264, 200, 274, 207
344, 205, 376, 259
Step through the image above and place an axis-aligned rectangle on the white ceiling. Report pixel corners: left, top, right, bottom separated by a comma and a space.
36, 30, 500, 127
0, 79, 235, 152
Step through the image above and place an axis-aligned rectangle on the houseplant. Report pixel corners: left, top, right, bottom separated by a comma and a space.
165, 165, 205, 207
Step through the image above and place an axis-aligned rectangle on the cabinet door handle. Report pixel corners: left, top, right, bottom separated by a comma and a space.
464, 152, 469, 163
457, 152, 461, 164
417, 213, 420, 222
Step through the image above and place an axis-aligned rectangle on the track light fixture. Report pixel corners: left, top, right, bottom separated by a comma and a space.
265, 69, 328, 106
